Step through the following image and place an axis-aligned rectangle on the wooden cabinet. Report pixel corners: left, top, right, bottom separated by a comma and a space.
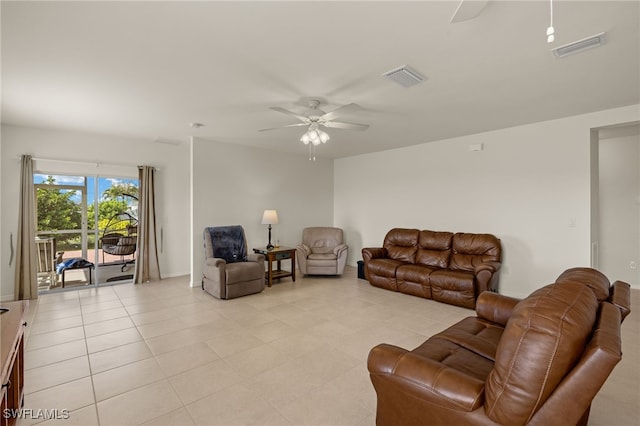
1, 301, 28, 426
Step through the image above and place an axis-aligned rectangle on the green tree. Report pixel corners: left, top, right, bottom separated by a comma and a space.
36, 176, 82, 232
36, 176, 82, 248
88, 199, 129, 231
102, 182, 138, 202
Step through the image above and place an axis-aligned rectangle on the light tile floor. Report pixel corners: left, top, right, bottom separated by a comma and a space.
18, 267, 640, 425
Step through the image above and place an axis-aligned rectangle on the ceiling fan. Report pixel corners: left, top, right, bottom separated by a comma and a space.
260, 99, 369, 133
450, 0, 489, 23
451, 0, 557, 44
260, 99, 370, 160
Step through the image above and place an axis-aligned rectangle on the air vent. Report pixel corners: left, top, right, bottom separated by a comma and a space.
552, 32, 606, 58
382, 65, 425, 88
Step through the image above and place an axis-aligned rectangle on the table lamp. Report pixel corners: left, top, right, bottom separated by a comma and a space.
261, 210, 278, 249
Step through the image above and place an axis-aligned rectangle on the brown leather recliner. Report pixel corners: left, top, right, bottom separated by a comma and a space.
367, 267, 631, 426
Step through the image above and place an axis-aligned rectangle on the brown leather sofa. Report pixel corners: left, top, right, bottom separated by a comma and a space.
367, 267, 631, 426
362, 228, 501, 309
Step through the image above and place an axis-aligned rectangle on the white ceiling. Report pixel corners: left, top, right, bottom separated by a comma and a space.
2, 1, 639, 159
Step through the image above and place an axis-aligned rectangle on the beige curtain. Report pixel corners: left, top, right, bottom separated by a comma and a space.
134, 165, 161, 283
14, 155, 38, 300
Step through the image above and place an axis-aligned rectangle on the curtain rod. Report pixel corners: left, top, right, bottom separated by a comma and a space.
17, 155, 158, 170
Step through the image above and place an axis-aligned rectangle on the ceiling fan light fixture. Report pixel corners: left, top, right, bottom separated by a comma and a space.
300, 125, 330, 158
264, 100, 367, 161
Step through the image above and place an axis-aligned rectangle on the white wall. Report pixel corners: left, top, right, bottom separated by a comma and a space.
0, 124, 191, 301
3, 104, 638, 300
190, 137, 333, 286
335, 105, 640, 298
598, 125, 640, 287
0, 128, 3, 295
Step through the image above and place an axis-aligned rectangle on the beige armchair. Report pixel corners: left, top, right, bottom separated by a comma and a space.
296, 227, 348, 276
202, 226, 265, 299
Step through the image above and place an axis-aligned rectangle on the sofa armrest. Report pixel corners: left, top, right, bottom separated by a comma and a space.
368, 343, 486, 412
296, 245, 309, 274
475, 291, 521, 326
296, 243, 310, 258
203, 257, 226, 284
475, 261, 502, 293
204, 257, 225, 268
362, 247, 387, 262
610, 280, 631, 323
333, 243, 348, 256
475, 261, 501, 275
362, 247, 387, 281
247, 253, 264, 263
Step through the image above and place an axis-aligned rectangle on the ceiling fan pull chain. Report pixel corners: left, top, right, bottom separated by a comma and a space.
309, 143, 317, 161
547, 0, 555, 43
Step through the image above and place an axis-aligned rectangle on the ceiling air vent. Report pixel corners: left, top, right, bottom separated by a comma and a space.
552, 32, 606, 58
382, 65, 425, 88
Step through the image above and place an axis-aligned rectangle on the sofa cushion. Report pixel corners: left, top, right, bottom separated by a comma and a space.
308, 253, 337, 260
307, 253, 338, 268
367, 258, 405, 291
412, 336, 495, 383
396, 264, 433, 299
383, 228, 419, 263
484, 281, 598, 425
416, 230, 452, 268
368, 258, 404, 277
430, 269, 476, 309
450, 233, 501, 272
432, 316, 505, 362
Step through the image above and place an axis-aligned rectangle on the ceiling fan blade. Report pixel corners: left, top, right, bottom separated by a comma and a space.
320, 103, 360, 122
322, 121, 369, 131
269, 106, 309, 122
450, 0, 489, 23
259, 123, 308, 132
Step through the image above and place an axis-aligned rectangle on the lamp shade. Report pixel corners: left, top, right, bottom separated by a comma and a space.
261, 210, 279, 225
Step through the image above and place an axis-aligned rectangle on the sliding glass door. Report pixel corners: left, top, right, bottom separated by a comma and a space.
34, 173, 138, 293
91, 176, 139, 285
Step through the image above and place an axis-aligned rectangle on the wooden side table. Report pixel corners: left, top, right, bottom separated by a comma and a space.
253, 247, 296, 287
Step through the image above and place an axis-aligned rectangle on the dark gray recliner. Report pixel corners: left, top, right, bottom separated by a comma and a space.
202, 226, 265, 299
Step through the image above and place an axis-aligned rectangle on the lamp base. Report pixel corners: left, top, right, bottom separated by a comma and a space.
266, 224, 274, 250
